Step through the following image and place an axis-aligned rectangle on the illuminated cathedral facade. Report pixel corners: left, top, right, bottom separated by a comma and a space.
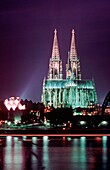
41, 29, 97, 109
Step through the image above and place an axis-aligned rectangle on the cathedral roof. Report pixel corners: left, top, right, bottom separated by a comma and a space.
44, 79, 95, 89
45, 79, 67, 89
76, 80, 95, 89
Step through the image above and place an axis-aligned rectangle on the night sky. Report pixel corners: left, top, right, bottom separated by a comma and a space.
0, 0, 110, 104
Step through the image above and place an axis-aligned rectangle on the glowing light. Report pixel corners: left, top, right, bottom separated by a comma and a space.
14, 120, 18, 125
14, 137, 18, 142
63, 136, 66, 140
101, 121, 108, 125
18, 103, 25, 110
67, 137, 72, 141
43, 136, 48, 141
81, 136, 86, 140
8, 121, 11, 126
95, 137, 101, 142
22, 136, 27, 140
32, 137, 37, 143
14, 99, 19, 105
80, 121, 86, 125
12, 104, 16, 111
7, 136, 12, 142
4, 97, 25, 111
98, 121, 108, 127
6, 104, 11, 111
102, 136, 107, 141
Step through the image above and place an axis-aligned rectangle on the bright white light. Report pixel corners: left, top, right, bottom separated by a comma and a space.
18, 103, 25, 110
102, 136, 107, 141
80, 121, 86, 125
22, 136, 27, 140
14, 120, 18, 124
43, 136, 48, 141
12, 104, 16, 111
4, 97, 25, 111
32, 137, 37, 143
14, 99, 19, 105
7, 136, 12, 141
101, 121, 108, 125
8, 121, 11, 126
67, 137, 72, 141
14, 137, 18, 142
7, 104, 11, 111
81, 136, 86, 139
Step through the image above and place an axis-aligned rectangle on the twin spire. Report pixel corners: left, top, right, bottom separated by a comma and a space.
51, 29, 77, 60
48, 29, 81, 80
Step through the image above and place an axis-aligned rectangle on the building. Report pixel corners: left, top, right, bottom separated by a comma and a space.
102, 91, 110, 114
4, 97, 25, 122
41, 29, 97, 109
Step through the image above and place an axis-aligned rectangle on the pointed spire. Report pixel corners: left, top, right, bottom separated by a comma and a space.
70, 29, 77, 59
52, 29, 60, 59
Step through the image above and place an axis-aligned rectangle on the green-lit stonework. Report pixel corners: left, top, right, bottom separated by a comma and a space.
42, 29, 97, 109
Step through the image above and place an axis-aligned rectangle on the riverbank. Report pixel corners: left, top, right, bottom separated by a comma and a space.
0, 128, 110, 136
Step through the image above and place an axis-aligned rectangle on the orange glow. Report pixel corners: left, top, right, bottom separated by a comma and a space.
63, 136, 66, 140
95, 137, 102, 143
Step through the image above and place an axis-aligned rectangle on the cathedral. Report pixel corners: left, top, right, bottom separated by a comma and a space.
41, 29, 97, 109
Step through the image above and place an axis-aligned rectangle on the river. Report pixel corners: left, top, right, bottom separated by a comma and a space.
0, 136, 110, 170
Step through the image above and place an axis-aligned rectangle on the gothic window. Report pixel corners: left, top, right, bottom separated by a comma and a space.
54, 69, 58, 75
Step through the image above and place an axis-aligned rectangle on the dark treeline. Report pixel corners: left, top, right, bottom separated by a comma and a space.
45, 109, 110, 128
45, 107, 73, 126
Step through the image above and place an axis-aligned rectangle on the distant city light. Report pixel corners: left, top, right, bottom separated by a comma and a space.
4, 97, 25, 111
101, 121, 108, 126
80, 121, 86, 125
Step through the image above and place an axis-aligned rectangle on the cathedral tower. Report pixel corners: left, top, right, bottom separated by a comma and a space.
42, 29, 97, 109
66, 29, 81, 80
48, 29, 63, 79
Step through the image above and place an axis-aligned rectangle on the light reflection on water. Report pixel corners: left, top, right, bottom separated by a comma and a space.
102, 136, 107, 169
0, 136, 110, 170
80, 137, 86, 169
43, 136, 49, 167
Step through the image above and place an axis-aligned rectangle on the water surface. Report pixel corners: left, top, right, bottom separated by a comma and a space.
0, 136, 110, 170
